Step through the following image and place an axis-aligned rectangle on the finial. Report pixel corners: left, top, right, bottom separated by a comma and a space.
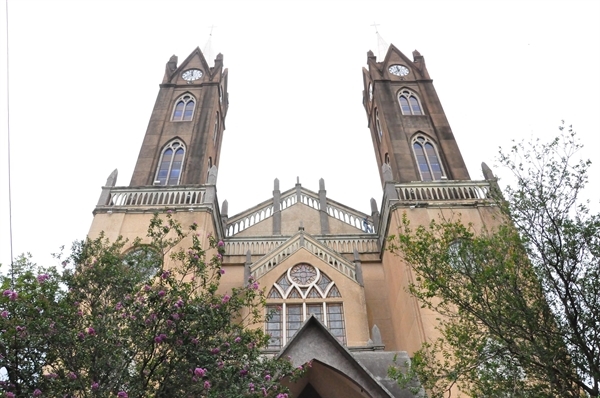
296, 176, 300, 185
274, 178, 279, 190
207, 165, 218, 184
105, 169, 118, 187
319, 178, 325, 190
221, 199, 228, 216
481, 162, 496, 180
370, 198, 378, 213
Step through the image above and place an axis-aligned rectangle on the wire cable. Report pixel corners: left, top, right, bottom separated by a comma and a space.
4, 0, 15, 287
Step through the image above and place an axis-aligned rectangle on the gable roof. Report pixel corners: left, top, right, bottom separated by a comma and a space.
279, 316, 419, 398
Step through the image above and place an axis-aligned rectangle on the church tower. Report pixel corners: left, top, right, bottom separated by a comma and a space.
362, 45, 470, 185
130, 48, 228, 186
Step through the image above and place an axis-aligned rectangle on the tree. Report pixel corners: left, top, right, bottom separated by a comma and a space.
388, 124, 600, 397
0, 212, 303, 397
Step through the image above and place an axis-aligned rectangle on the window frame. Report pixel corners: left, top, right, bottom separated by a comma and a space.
171, 94, 196, 122
154, 139, 186, 186
265, 264, 347, 349
397, 89, 424, 116
411, 134, 446, 181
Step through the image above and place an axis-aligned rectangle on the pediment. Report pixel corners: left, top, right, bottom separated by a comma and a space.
379, 44, 424, 81
251, 231, 358, 283
280, 317, 417, 398
165, 47, 217, 85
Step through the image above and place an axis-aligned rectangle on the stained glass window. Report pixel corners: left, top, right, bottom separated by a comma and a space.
327, 304, 346, 344
398, 90, 424, 116
155, 140, 185, 186
286, 305, 303, 339
266, 305, 282, 349
290, 264, 317, 285
412, 135, 445, 181
172, 94, 195, 121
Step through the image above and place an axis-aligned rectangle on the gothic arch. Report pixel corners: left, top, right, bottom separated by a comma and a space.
397, 87, 424, 115
410, 132, 446, 181
171, 93, 196, 121
154, 138, 186, 186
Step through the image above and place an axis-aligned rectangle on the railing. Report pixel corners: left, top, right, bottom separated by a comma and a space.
250, 233, 357, 282
103, 186, 207, 207
225, 187, 374, 237
395, 180, 492, 202
320, 237, 379, 254
224, 236, 378, 257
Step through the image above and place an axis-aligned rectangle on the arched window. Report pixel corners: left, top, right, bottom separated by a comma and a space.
213, 112, 219, 143
121, 246, 162, 281
375, 109, 383, 140
265, 264, 346, 350
155, 140, 185, 185
172, 94, 196, 121
412, 135, 445, 181
398, 89, 423, 115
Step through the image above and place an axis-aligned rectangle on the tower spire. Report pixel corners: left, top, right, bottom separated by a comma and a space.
370, 22, 389, 59
203, 25, 217, 66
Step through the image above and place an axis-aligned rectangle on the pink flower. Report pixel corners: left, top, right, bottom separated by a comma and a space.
234, 336, 241, 343
240, 369, 248, 376
1, 311, 8, 318
87, 327, 96, 335
167, 210, 173, 214
203, 380, 211, 389
161, 271, 170, 279
217, 240, 224, 247
222, 294, 230, 303
265, 374, 271, 381
117, 392, 128, 398
33, 389, 42, 397
194, 367, 206, 377
91, 382, 99, 390
218, 267, 225, 274
144, 284, 151, 291
277, 394, 288, 398
154, 333, 167, 343
37, 274, 49, 283
217, 254, 223, 261
6, 392, 15, 398
251, 282, 259, 290
67, 371, 77, 380
158, 290, 165, 297
211, 347, 220, 354
248, 382, 255, 392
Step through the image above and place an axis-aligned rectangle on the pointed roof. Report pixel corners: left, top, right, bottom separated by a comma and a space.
279, 317, 420, 398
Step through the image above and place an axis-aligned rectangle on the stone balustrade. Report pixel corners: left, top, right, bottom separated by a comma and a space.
97, 185, 208, 208
395, 180, 493, 203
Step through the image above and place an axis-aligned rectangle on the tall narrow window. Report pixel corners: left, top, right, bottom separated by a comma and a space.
172, 94, 196, 121
412, 135, 445, 181
398, 90, 424, 115
375, 110, 383, 140
266, 305, 282, 349
155, 140, 185, 185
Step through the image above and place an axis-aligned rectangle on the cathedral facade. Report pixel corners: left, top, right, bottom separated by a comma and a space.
88, 45, 498, 397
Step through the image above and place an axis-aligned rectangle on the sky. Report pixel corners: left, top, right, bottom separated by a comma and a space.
1, 0, 599, 270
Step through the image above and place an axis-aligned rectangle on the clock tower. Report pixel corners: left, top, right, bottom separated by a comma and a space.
130, 47, 228, 186
362, 44, 470, 185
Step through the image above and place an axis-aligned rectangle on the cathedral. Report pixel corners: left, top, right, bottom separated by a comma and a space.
88, 44, 498, 397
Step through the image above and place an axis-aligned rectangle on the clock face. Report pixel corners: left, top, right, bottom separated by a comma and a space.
182, 69, 203, 81
388, 64, 409, 77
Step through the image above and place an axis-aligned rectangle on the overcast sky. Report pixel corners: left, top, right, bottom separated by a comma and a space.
1, 0, 599, 270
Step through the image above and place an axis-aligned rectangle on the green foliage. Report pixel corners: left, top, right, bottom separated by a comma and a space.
0, 212, 302, 397
388, 125, 599, 397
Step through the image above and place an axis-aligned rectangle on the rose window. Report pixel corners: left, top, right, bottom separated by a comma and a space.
290, 263, 317, 285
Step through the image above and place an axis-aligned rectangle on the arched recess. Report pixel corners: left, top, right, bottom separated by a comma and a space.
410, 133, 446, 181
154, 138, 186, 185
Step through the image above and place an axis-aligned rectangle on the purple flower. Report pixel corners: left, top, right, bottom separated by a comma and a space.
1, 311, 8, 318
33, 389, 42, 397
240, 369, 248, 376
211, 347, 220, 355
161, 271, 170, 279
234, 336, 241, 343
67, 372, 77, 380
144, 284, 151, 291
117, 392, 128, 398
6, 392, 15, 398
222, 294, 231, 303
37, 274, 49, 283
277, 394, 288, 398
44, 373, 58, 379
191, 337, 199, 344
203, 380, 211, 389
171, 313, 180, 320
217, 240, 224, 247
87, 327, 96, 335
251, 282, 259, 290
265, 374, 271, 381
158, 290, 165, 297
115, 302, 123, 310
218, 267, 225, 274
248, 382, 255, 392
194, 367, 206, 377
154, 333, 167, 343
91, 382, 99, 390
2, 289, 11, 297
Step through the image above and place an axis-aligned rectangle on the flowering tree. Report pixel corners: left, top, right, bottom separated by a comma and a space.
1, 212, 302, 397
